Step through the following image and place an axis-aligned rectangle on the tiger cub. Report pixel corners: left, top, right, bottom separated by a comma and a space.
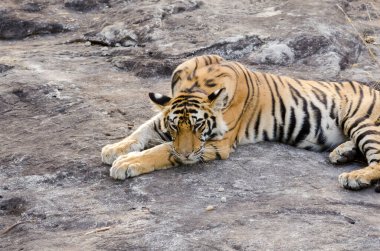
101, 55, 380, 190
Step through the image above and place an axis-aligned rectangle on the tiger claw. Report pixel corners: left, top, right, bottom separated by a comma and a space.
338, 172, 371, 190
109, 154, 142, 180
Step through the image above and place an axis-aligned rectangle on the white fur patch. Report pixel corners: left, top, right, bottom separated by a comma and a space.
154, 93, 163, 99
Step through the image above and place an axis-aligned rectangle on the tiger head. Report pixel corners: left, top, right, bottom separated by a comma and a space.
149, 89, 228, 164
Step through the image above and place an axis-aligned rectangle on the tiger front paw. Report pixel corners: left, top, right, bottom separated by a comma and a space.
338, 170, 371, 190
109, 152, 146, 180
101, 139, 143, 165
329, 142, 357, 164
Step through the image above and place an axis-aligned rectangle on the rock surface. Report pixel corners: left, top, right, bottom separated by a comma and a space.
1, 0, 380, 250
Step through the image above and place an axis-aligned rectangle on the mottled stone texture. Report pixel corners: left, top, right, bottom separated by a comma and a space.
0, 0, 379, 250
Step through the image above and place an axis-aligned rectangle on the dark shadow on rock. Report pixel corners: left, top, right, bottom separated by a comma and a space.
0, 64, 13, 73
64, 0, 110, 12
111, 35, 264, 78
0, 197, 28, 216
185, 35, 264, 60
113, 56, 180, 78
4, 82, 82, 116
161, 0, 203, 18
0, 15, 68, 40
288, 35, 330, 59
21, 2, 46, 13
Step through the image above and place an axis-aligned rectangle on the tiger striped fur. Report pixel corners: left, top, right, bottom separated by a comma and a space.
101, 55, 380, 190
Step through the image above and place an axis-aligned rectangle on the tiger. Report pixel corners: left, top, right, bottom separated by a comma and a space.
101, 55, 380, 190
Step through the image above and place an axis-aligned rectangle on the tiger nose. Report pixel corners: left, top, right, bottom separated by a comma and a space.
183, 152, 191, 158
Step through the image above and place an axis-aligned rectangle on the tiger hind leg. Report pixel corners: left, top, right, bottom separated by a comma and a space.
329, 140, 358, 164
339, 163, 380, 190
339, 122, 380, 190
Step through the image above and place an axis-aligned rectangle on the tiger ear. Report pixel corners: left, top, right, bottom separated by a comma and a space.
171, 70, 182, 94
208, 88, 227, 111
149, 93, 171, 109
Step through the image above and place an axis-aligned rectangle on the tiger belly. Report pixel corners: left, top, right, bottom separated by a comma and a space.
296, 115, 346, 151
237, 105, 346, 152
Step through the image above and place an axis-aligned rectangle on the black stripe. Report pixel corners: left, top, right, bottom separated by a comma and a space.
188, 58, 199, 80
264, 68, 277, 139
206, 55, 212, 65
271, 75, 287, 141
154, 122, 171, 141
341, 99, 354, 130
265, 74, 276, 117
317, 131, 326, 145
329, 100, 336, 120
311, 85, 328, 108
221, 64, 239, 77
310, 103, 322, 137
349, 86, 364, 117
273, 117, 278, 140
212, 145, 222, 160
171, 70, 182, 93
334, 84, 343, 98
294, 100, 311, 144
205, 79, 217, 87
356, 130, 380, 149
366, 91, 377, 115
263, 130, 269, 141
286, 107, 296, 144
215, 73, 230, 78
246, 70, 255, 97
347, 117, 368, 137
364, 146, 380, 157
254, 110, 262, 139
287, 84, 302, 106
348, 81, 357, 94
228, 63, 252, 131
361, 139, 380, 154
245, 121, 250, 139
169, 153, 180, 165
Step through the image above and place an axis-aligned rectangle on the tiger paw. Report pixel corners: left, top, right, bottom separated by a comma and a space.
338, 170, 371, 190
101, 139, 143, 165
109, 152, 146, 180
329, 141, 357, 164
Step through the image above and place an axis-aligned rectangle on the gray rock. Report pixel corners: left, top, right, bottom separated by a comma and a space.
22, 2, 45, 12
86, 22, 138, 47
288, 35, 330, 59
249, 42, 295, 66
1, 0, 380, 250
64, 0, 109, 12
0, 64, 13, 73
0, 15, 67, 40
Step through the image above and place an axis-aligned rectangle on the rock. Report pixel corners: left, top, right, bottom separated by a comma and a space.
64, 0, 109, 12
0, 64, 13, 73
217, 187, 225, 192
305, 51, 342, 78
22, 2, 45, 12
288, 35, 330, 59
249, 42, 295, 66
112, 56, 179, 78
162, 0, 203, 17
0, 15, 67, 40
206, 205, 215, 211
1, 0, 380, 250
0, 197, 27, 215
86, 22, 138, 47
186, 35, 264, 60
375, 181, 380, 193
